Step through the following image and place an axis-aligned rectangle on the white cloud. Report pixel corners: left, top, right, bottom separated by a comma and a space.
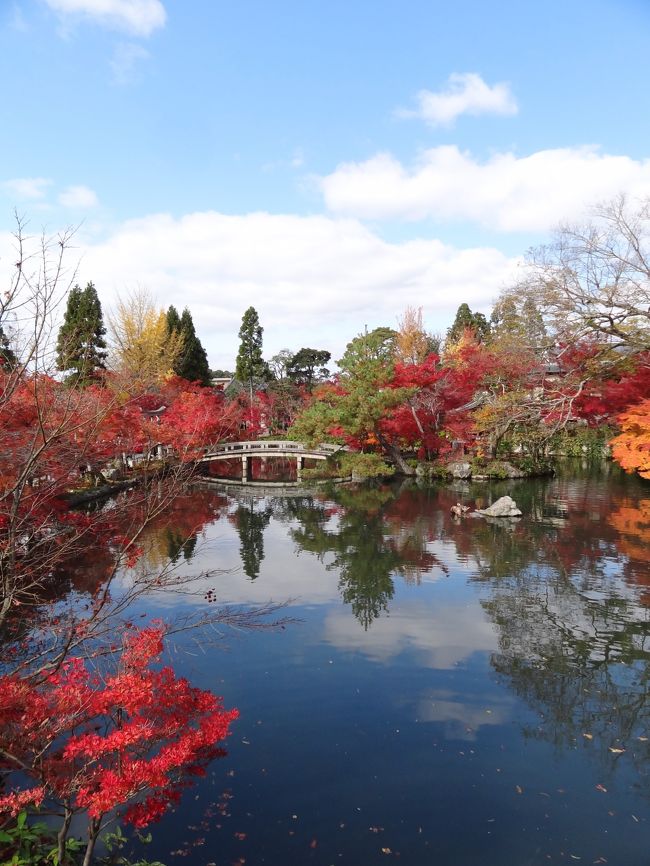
110, 41, 150, 83
320, 145, 650, 231
414, 689, 512, 740
71, 210, 517, 368
396, 73, 517, 127
58, 185, 99, 208
323, 599, 498, 669
3, 177, 52, 200
43, 0, 166, 37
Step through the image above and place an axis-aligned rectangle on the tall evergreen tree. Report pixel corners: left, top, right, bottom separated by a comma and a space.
235, 306, 267, 404
166, 306, 211, 385
447, 303, 491, 344
0, 324, 16, 370
166, 305, 182, 335
490, 292, 547, 349
56, 282, 107, 385
521, 297, 548, 348
287, 348, 331, 392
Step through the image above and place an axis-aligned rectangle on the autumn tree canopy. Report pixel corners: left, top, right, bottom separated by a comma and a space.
109, 289, 184, 393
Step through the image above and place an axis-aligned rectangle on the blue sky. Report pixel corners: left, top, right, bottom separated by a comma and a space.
1, 0, 649, 368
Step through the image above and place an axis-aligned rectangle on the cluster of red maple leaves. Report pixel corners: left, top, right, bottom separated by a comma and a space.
0, 624, 238, 860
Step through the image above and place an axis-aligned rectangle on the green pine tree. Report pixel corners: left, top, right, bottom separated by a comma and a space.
235, 306, 267, 404
166, 306, 211, 385
56, 282, 107, 385
0, 324, 17, 370
166, 304, 182, 336
447, 303, 491, 344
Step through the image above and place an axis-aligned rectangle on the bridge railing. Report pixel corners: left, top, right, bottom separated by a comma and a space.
204, 440, 342, 456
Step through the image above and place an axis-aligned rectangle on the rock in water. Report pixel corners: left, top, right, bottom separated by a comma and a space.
476, 495, 522, 517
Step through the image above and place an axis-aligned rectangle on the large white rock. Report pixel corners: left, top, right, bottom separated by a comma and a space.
446, 461, 472, 479
476, 495, 522, 517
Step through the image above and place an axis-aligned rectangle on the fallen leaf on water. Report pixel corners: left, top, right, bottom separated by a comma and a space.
632, 814, 639, 823
309, 839, 318, 849
608, 747, 625, 754
369, 826, 384, 834
637, 736, 648, 742
234, 832, 246, 841
570, 856, 581, 860
595, 784, 607, 793
583, 733, 593, 740
515, 785, 523, 794
381, 848, 392, 855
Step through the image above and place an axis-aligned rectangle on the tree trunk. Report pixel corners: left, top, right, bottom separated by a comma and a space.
57, 806, 73, 865
376, 431, 415, 476
82, 816, 102, 866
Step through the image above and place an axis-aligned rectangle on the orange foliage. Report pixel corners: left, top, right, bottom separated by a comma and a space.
610, 399, 650, 479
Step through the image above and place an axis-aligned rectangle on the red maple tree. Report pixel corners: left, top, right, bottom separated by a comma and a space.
0, 625, 238, 865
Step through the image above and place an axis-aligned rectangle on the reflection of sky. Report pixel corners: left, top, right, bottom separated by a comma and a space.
116, 508, 342, 608
323, 596, 498, 668
415, 688, 513, 741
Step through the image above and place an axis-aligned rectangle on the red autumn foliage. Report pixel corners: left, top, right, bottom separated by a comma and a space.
575, 353, 650, 425
0, 626, 238, 831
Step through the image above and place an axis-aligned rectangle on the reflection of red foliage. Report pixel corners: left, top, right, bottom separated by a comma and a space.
0, 626, 238, 833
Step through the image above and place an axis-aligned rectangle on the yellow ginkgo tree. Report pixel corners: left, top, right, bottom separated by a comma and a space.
109, 289, 184, 394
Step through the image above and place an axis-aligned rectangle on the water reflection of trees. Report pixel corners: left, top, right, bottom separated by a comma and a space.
136, 486, 230, 571
283, 482, 449, 629
282, 471, 650, 792
1, 485, 235, 673
461, 475, 650, 794
229, 501, 273, 579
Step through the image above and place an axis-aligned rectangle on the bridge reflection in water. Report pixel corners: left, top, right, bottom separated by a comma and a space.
199, 440, 342, 485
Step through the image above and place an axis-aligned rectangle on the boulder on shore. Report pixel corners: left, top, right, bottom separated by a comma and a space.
475, 495, 522, 518
446, 461, 472, 479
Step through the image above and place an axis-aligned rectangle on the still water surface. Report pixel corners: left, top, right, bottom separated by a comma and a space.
121, 463, 650, 866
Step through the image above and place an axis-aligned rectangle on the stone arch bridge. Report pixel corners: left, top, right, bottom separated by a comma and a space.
200, 440, 343, 483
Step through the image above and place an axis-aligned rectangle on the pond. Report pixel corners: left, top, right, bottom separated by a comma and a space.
85, 465, 650, 863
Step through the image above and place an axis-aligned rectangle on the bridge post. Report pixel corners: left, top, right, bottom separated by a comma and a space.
296, 454, 304, 481
242, 454, 250, 483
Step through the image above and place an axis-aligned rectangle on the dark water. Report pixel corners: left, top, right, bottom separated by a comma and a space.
118, 463, 650, 866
